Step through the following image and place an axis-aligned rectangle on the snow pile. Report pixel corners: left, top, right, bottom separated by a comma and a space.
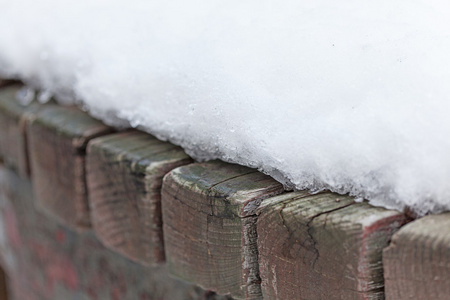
1, 0, 450, 215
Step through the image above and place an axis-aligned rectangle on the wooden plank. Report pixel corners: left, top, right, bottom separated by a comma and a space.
162, 161, 285, 299
257, 192, 408, 300
383, 213, 450, 300
0, 84, 41, 177
0, 166, 234, 300
27, 105, 113, 230
86, 130, 193, 265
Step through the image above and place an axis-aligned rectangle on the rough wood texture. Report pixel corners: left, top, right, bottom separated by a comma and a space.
0, 166, 233, 300
383, 213, 450, 300
27, 106, 112, 230
0, 84, 40, 177
162, 161, 285, 299
87, 131, 193, 265
257, 191, 408, 300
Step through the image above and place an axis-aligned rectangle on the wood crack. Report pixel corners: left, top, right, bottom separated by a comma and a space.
278, 198, 356, 268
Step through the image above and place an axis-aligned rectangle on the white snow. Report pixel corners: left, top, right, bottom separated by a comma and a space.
1, 0, 450, 216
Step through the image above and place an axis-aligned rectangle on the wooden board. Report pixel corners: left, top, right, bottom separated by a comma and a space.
257, 191, 408, 300
162, 161, 285, 299
0, 84, 41, 177
383, 213, 450, 300
0, 166, 233, 300
27, 106, 113, 230
87, 131, 193, 265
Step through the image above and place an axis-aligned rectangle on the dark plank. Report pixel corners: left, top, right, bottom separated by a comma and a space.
27, 105, 113, 230
0, 84, 41, 177
0, 166, 234, 300
257, 191, 408, 300
162, 161, 285, 299
383, 213, 450, 300
86, 131, 193, 265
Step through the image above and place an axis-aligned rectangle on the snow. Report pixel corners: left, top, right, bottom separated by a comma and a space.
1, 0, 450, 215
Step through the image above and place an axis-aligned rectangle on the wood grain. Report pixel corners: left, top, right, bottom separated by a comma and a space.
87, 130, 193, 265
27, 105, 112, 230
257, 191, 407, 300
383, 213, 450, 300
0, 84, 41, 177
162, 161, 285, 299
0, 166, 233, 300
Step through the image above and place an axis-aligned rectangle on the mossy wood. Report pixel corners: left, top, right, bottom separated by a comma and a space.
0, 84, 41, 177
87, 131, 193, 265
27, 106, 112, 230
257, 192, 407, 300
162, 161, 285, 300
383, 213, 450, 300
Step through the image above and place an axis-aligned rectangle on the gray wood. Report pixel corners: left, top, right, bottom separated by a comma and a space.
257, 191, 408, 300
383, 213, 450, 300
0, 166, 233, 300
87, 130, 193, 265
27, 105, 113, 230
162, 161, 285, 299
0, 84, 41, 177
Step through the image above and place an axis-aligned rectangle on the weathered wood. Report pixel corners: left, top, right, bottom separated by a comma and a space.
383, 213, 450, 300
257, 192, 408, 300
162, 161, 285, 299
27, 106, 113, 230
86, 131, 193, 265
0, 84, 41, 177
0, 166, 233, 300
